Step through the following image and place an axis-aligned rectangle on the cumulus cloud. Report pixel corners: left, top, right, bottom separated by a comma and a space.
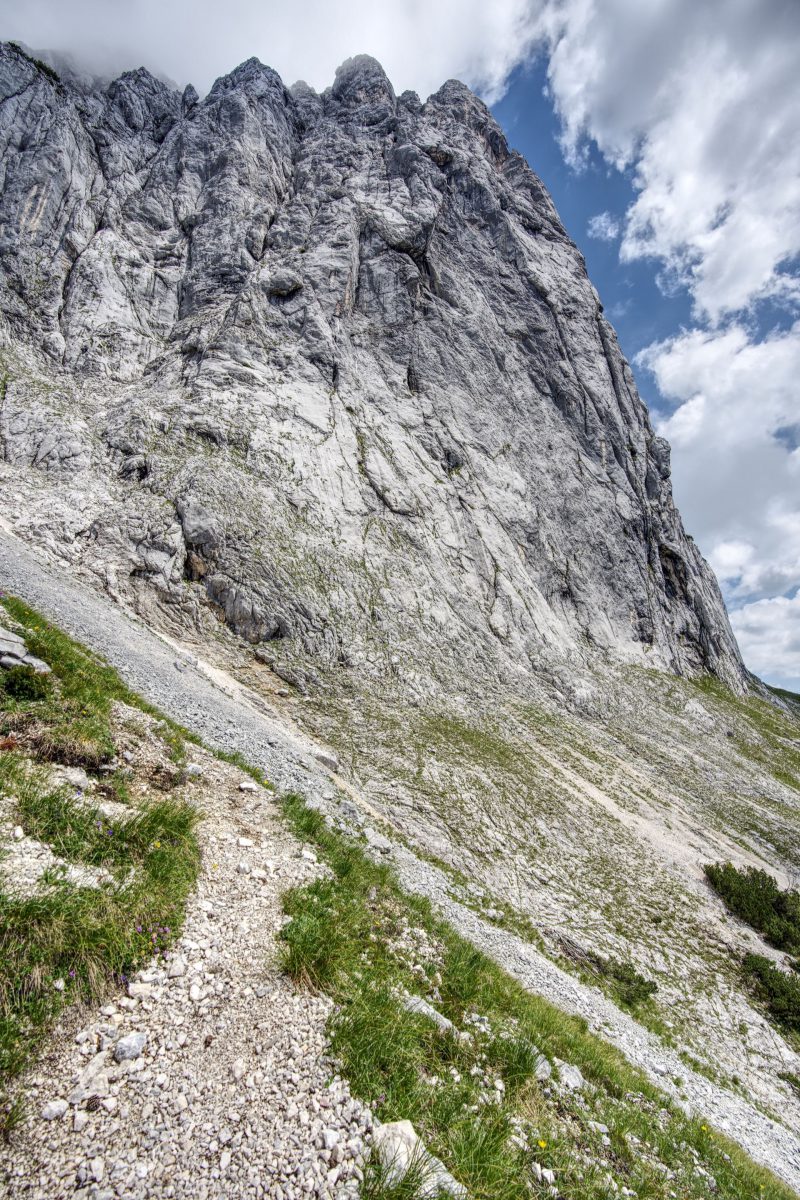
730, 593, 800, 691
0, 0, 539, 100
639, 320, 800, 601
534, 0, 800, 323
587, 212, 620, 241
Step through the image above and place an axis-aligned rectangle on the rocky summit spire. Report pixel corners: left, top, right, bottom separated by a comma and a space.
0, 43, 747, 693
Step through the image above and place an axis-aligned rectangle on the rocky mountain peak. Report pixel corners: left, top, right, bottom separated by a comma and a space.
208, 56, 287, 100
0, 45, 747, 696
330, 54, 396, 108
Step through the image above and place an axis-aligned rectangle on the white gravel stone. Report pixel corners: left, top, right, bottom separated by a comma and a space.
372, 1120, 466, 1198
556, 1060, 586, 1092
400, 993, 454, 1032
114, 1031, 147, 1062
41, 1100, 68, 1121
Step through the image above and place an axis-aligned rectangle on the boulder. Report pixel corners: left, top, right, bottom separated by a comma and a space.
371, 1120, 466, 1198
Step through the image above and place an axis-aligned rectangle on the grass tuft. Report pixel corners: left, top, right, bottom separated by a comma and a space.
0, 666, 52, 703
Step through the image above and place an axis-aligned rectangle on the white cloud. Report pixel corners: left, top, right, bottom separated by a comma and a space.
730, 593, 800, 693
0, 0, 539, 101
534, 0, 800, 323
587, 211, 619, 241
639, 323, 800, 605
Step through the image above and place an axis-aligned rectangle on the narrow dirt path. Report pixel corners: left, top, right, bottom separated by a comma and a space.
2, 526, 799, 1194
1, 715, 371, 1200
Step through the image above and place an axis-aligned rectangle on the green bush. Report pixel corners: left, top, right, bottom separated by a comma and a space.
605, 958, 658, 1008
8, 43, 60, 83
779, 1070, 800, 1097
1, 665, 51, 702
743, 954, 800, 1032
704, 861, 800, 955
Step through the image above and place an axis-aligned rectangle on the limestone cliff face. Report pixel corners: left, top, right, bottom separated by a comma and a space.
0, 43, 747, 691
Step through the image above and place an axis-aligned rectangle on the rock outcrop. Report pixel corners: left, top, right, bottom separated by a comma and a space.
0, 619, 50, 674
0, 42, 746, 693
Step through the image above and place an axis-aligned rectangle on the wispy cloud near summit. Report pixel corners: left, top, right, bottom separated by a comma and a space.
0, 0, 538, 100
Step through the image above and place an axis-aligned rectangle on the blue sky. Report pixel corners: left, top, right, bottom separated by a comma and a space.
493, 57, 798, 413
493, 59, 695, 364
3, 0, 800, 689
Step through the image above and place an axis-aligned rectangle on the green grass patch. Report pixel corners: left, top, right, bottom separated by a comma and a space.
213, 747, 275, 791
1, 754, 194, 874
692, 675, 800, 793
0, 770, 200, 1092
0, 595, 205, 771
0, 597, 203, 1118
705, 861, 800, 955
0, 594, 277, 796
279, 795, 795, 1200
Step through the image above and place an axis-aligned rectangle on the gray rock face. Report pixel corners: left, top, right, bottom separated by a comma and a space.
0, 42, 746, 692
0, 620, 51, 674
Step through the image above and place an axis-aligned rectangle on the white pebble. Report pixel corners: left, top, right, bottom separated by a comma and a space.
41, 1099, 68, 1121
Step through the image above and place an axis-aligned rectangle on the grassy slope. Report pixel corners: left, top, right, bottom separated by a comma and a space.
1, 598, 796, 1197
294, 663, 800, 1077
0, 597, 202, 1129
280, 795, 796, 1200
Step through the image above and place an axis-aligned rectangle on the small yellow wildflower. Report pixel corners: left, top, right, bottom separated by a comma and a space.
701, 1124, 708, 1132
153, 840, 161, 849
538, 1139, 547, 1149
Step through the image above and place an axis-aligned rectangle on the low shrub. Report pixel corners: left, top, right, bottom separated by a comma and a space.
743, 954, 800, 1033
779, 1070, 800, 1097
704, 861, 800, 955
1, 666, 51, 702
604, 958, 658, 1008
